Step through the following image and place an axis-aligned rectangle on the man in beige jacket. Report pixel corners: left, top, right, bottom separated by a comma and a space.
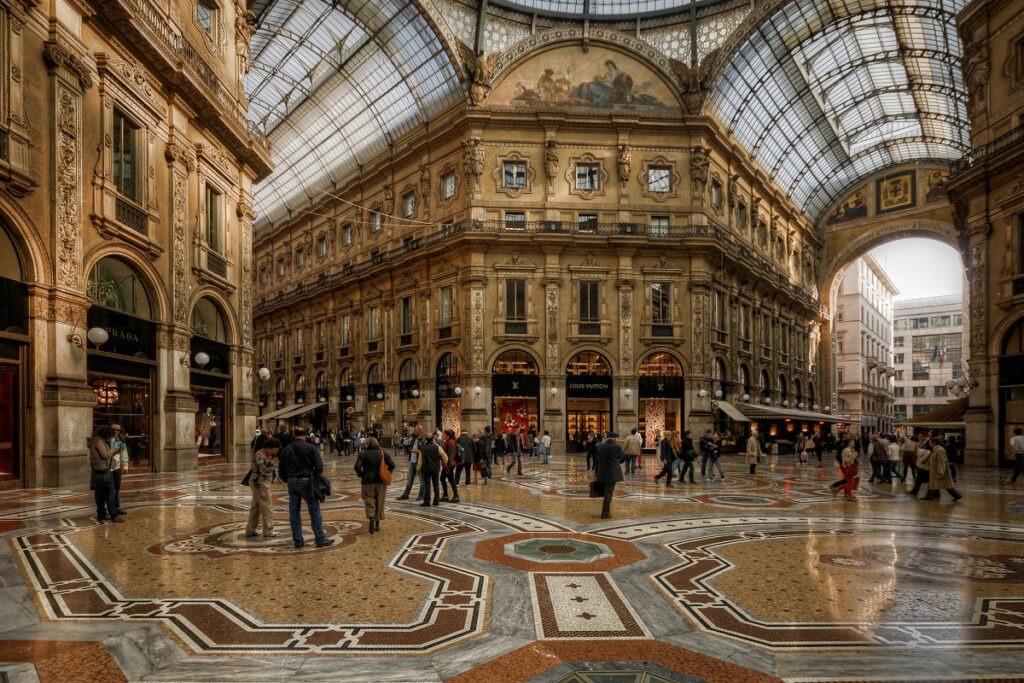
622, 428, 643, 474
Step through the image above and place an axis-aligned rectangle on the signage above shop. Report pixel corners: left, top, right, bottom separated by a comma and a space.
567, 375, 612, 397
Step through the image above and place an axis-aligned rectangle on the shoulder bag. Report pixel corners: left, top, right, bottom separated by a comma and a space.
589, 480, 604, 498
378, 451, 393, 485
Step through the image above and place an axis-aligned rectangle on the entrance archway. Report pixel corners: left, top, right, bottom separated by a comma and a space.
492, 350, 540, 436
190, 295, 232, 462
0, 222, 29, 481
637, 352, 684, 448
565, 351, 613, 452
435, 353, 463, 433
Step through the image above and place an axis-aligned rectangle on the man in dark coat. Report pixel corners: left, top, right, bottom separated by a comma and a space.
457, 429, 475, 485
418, 434, 443, 507
277, 429, 333, 549
595, 432, 624, 519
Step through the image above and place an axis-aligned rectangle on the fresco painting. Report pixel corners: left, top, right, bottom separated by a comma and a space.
489, 46, 679, 112
827, 186, 869, 224
876, 171, 917, 214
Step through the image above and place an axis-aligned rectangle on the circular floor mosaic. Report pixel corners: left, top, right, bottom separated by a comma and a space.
508, 538, 613, 563
148, 520, 361, 557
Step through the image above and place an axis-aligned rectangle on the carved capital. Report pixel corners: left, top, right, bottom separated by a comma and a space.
43, 40, 93, 90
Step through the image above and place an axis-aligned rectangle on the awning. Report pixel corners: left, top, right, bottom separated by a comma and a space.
272, 401, 328, 421
902, 397, 968, 426
713, 400, 750, 422
736, 403, 846, 424
258, 403, 301, 421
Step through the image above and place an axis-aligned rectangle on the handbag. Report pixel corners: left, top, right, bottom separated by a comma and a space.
307, 471, 332, 501
378, 452, 393, 485
589, 480, 604, 498
90, 468, 111, 491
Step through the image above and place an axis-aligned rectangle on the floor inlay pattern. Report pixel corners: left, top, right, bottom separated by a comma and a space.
13, 510, 489, 654
531, 573, 650, 640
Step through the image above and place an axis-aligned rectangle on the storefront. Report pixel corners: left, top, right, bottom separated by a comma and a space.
566, 351, 613, 452
367, 363, 385, 433
637, 352, 684, 448
190, 297, 232, 463
492, 350, 540, 435
999, 318, 1024, 468
338, 368, 354, 434
0, 225, 28, 481
398, 359, 420, 429
435, 353, 462, 434
313, 372, 329, 433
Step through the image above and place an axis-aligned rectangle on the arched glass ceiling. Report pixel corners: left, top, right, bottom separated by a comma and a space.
706, 0, 969, 225
248, 0, 463, 229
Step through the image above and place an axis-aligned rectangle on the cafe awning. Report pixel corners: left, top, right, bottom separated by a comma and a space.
899, 396, 968, 430
736, 403, 846, 424
713, 400, 750, 422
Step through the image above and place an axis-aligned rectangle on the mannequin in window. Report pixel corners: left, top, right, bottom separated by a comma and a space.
196, 406, 216, 447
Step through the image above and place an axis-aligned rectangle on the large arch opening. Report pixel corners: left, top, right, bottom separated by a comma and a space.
190, 295, 233, 463
0, 221, 29, 481
565, 350, 613, 452
638, 352, 684, 449
492, 350, 540, 436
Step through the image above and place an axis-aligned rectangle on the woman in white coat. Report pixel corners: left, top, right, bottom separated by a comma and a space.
745, 430, 762, 475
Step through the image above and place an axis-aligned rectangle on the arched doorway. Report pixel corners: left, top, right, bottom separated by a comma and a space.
566, 351, 613, 452
190, 295, 232, 462
638, 352, 684, 448
0, 222, 29, 481
399, 359, 420, 429
87, 256, 157, 470
313, 371, 328, 433
435, 353, 463, 433
338, 367, 354, 434
999, 319, 1024, 468
367, 364, 385, 433
492, 350, 540, 435
294, 374, 306, 406
737, 364, 752, 401
274, 378, 286, 410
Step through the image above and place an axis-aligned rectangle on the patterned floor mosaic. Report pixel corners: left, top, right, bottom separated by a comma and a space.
1, 454, 1024, 681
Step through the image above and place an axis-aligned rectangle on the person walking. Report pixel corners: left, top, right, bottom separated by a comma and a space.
677, 431, 696, 483
709, 432, 726, 481
396, 426, 424, 501
699, 430, 716, 482
594, 432, 624, 519
506, 428, 524, 475
472, 431, 489, 484
622, 428, 643, 475
482, 426, 495, 467
813, 432, 824, 466
901, 433, 919, 486
653, 430, 677, 486
354, 437, 395, 534
923, 436, 962, 501
830, 439, 860, 501
440, 429, 461, 502
277, 428, 334, 549
1010, 427, 1024, 483
244, 436, 280, 538
457, 429, 475, 486
88, 425, 124, 524
540, 430, 551, 464
887, 435, 902, 483
908, 436, 933, 498
523, 429, 535, 461
585, 432, 598, 472
417, 433, 443, 507
492, 431, 506, 467
746, 429, 762, 475
868, 434, 888, 483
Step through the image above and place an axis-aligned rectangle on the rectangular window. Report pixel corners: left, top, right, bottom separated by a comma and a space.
953, 314, 963, 326
503, 161, 527, 188
576, 164, 600, 190
258, 267, 268, 286
895, 370, 904, 381
368, 306, 380, 341
912, 361, 930, 380
294, 329, 304, 358
276, 258, 285, 277
275, 334, 283, 360
895, 353, 905, 364
713, 291, 726, 343
837, 368, 844, 384
112, 109, 141, 202
505, 279, 526, 321
295, 248, 305, 269
441, 172, 456, 200
912, 317, 929, 329
439, 286, 453, 327
893, 387, 905, 397
402, 193, 416, 218
647, 166, 670, 193
316, 236, 327, 258
340, 315, 350, 349
737, 202, 748, 229
1016, 37, 1024, 83
370, 211, 382, 233
401, 297, 413, 334
931, 315, 951, 327
205, 185, 221, 253
894, 335, 904, 346
578, 281, 600, 335
650, 215, 669, 237
196, 0, 215, 35
342, 223, 353, 245
651, 282, 672, 324
315, 321, 324, 352
935, 385, 949, 397
912, 386, 927, 397
505, 211, 526, 231
577, 214, 598, 233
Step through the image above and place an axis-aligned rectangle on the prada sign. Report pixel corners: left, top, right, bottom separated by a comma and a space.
567, 375, 612, 397
87, 306, 155, 359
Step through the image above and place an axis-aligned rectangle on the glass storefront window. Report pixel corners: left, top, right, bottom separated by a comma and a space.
90, 376, 152, 468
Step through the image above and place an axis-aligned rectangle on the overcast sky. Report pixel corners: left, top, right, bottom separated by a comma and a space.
869, 238, 965, 301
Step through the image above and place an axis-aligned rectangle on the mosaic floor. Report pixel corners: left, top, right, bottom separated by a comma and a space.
2, 453, 1024, 682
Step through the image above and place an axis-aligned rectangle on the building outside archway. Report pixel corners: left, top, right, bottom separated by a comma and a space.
566, 351, 613, 452
492, 350, 540, 435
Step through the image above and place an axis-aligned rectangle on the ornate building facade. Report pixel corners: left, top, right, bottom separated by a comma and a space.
948, 0, 1024, 467
0, 0, 272, 486
251, 39, 826, 454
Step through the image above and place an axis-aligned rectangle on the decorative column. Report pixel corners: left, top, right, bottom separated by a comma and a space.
687, 278, 714, 434
542, 254, 564, 455
37, 39, 94, 486
461, 271, 488, 435
965, 230, 995, 467
233, 195, 257, 463
615, 272, 636, 434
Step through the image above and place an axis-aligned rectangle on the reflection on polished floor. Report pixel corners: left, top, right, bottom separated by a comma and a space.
2, 454, 1024, 682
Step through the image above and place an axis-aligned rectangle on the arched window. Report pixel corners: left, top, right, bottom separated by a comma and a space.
493, 350, 539, 375
737, 364, 752, 398
87, 256, 152, 319
638, 352, 682, 377
807, 381, 816, 407
0, 223, 24, 282
566, 350, 611, 376
191, 296, 230, 342
1003, 318, 1024, 355
399, 358, 419, 382
794, 378, 803, 403
436, 353, 463, 381
339, 367, 351, 387
759, 369, 770, 397
712, 357, 727, 395
367, 364, 383, 385
778, 375, 788, 401
295, 374, 306, 392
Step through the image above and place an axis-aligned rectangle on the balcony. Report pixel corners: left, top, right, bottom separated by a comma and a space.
568, 319, 611, 343
366, 339, 380, 353
867, 355, 879, 368
105, 0, 272, 176
493, 318, 539, 343
115, 196, 148, 235
398, 330, 417, 348
641, 321, 685, 345
434, 320, 461, 343
950, 123, 1024, 177
206, 251, 227, 279
293, 355, 303, 367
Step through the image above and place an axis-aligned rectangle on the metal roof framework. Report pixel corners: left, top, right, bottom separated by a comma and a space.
705, 0, 970, 225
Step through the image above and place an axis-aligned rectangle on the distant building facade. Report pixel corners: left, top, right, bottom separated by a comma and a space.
891, 296, 966, 423
834, 255, 898, 434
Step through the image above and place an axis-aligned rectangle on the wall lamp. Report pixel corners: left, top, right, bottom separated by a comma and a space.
550, 386, 559, 396
68, 325, 109, 350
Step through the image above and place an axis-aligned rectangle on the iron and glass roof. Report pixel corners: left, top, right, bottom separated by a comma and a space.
489, 0, 708, 19
706, 0, 969, 224
247, 0, 463, 228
